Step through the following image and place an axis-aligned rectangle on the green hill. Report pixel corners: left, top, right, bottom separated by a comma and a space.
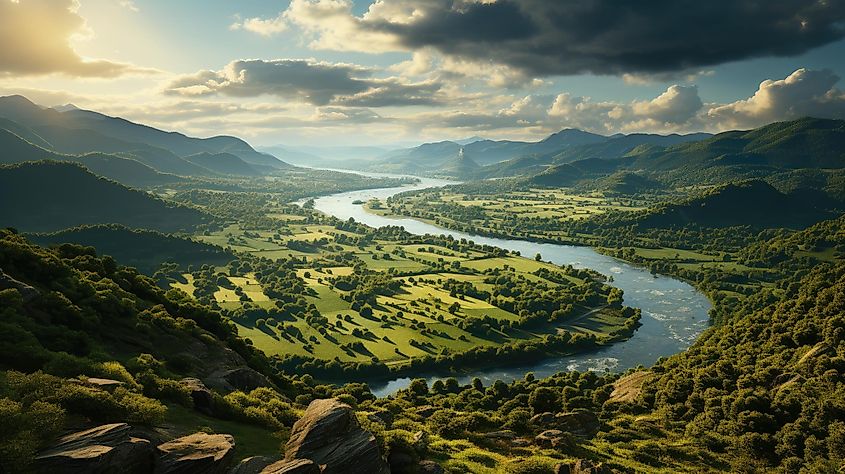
637, 179, 837, 229
29, 225, 233, 274
629, 117, 845, 172
597, 171, 664, 195
0, 161, 210, 232
0, 128, 185, 187
73, 153, 186, 188
0, 95, 290, 172
183, 152, 262, 176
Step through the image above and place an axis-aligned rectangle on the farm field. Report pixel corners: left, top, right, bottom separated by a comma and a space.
167, 200, 636, 372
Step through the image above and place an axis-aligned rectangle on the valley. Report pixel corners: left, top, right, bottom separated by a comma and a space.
0, 95, 843, 473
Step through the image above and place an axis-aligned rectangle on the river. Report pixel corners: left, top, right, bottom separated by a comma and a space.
309, 171, 711, 397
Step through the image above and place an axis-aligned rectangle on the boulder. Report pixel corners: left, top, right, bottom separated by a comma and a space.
206, 367, 271, 392
0, 267, 40, 302
156, 432, 235, 474
229, 456, 276, 474
180, 378, 215, 416
260, 459, 319, 474
553, 411, 600, 437
534, 430, 575, 450
284, 398, 389, 474
367, 410, 394, 426
81, 377, 126, 391
35, 423, 154, 474
530, 410, 600, 437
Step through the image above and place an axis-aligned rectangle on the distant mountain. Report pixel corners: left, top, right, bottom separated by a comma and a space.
636, 179, 838, 229
523, 118, 845, 195
75, 153, 185, 188
597, 172, 665, 195
29, 224, 233, 274
454, 136, 486, 145
551, 132, 712, 164
439, 152, 480, 177
0, 95, 291, 174
183, 152, 261, 176
369, 128, 713, 179
0, 128, 184, 187
0, 161, 209, 232
627, 117, 845, 173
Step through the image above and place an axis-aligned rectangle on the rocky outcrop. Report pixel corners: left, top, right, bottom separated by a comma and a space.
284, 398, 389, 474
534, 430, 575, 450
228, 456, 276, 474
81, 377, 125, 391
260, 459, 319, 474
156, 432, 235, 474
530, 410, 600, 437
205, 367, 271, 392
34, 423, 154, 474
180, 378, 215, 416
0, 267, 40, 302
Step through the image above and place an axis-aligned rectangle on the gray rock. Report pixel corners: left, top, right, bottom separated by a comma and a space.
530, 410, 600, 437
260, 458, 319, 474
35, 423, 154, 474
229, 456, 276, 474
534, 429, 575, 450
206, 367, 271, 392
180, 378, 215, 416
0, 267, 40, 302
156, 432, 235, 474
284, 398, 389, 474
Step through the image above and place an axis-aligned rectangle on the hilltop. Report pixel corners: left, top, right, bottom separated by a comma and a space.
0, 161, 210, 233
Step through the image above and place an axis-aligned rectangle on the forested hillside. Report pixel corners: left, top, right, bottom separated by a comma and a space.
0, 162, 210, 232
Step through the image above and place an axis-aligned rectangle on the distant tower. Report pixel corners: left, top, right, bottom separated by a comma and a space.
458, 147, 464, 158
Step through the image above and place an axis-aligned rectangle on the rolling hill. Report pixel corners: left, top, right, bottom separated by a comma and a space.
636, 179, 838, 229
0, 161, 210, 232
0, 128, 185, 187
0, 95, 291, 175
29, 224, 234, 274
183, 152, 262, 176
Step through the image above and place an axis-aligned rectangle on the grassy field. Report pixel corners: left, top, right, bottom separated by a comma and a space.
170, 207, 632, 369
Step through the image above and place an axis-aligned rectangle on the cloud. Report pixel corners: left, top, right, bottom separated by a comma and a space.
285, 0, 400, 52
165, 59, 444, 107
0, 0, 148, 77
708, 68, 845, 129
282, 0, 845, 77
118, 1, 139, 13
231, 12, 288, 37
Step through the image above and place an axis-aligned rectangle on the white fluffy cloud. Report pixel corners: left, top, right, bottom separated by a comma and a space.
0, 0, 146, 77
230, 12, 288, 37
708, 68, 845, 129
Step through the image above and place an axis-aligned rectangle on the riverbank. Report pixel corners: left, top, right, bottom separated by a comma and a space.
306, 170, 711, 397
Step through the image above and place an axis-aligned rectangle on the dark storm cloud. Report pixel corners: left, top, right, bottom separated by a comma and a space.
166, 59, 442, 106
365, 0, 845, 76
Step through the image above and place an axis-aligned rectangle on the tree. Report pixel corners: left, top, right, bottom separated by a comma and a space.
528, 386, 559, 414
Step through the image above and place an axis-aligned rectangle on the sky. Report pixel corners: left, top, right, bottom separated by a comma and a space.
1, 0, 845, 147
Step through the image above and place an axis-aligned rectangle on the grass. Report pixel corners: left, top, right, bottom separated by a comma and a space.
164, 403, 283, 460
175, 205, 634, 369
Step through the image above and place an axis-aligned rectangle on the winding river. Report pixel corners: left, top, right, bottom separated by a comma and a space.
310, 172, 711, 397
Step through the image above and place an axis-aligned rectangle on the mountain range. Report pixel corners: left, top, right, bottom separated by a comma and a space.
0, 95, 289, 183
